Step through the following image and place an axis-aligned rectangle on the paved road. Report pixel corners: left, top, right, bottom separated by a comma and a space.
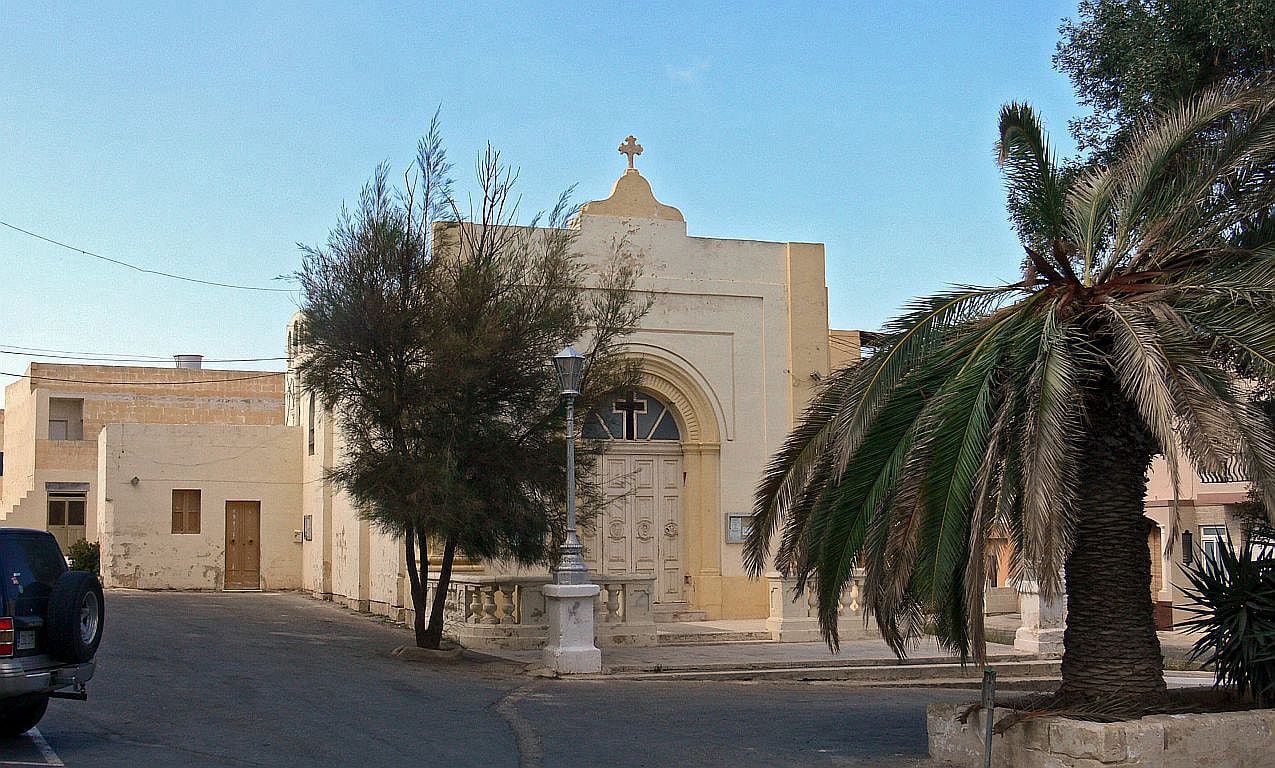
6, 592, 973, 767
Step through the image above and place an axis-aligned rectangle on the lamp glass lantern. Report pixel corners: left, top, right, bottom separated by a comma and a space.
553, 345, 586, 396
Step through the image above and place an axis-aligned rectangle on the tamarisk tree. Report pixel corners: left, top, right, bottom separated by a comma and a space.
296, 119, 649, 648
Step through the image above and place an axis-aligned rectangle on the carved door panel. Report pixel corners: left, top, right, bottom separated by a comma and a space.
630, 458, 658, 584
587, 451, 683, 603
659, 455, 684, 602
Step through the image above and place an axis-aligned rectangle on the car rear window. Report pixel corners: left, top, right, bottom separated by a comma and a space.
1, 535, 68, 617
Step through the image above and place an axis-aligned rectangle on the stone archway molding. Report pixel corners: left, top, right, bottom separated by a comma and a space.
617, 343, 727, 444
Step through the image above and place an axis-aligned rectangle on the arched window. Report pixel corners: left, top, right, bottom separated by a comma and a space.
581, 390, 680, 441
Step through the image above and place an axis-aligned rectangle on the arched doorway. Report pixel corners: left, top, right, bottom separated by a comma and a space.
581, 389, 685, 604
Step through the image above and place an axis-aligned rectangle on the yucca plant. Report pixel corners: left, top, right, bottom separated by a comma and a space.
746, 78, 1275, 712
1180, 534, 1275, 706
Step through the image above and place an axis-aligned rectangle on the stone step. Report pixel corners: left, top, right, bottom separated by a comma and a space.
608, 651, 1044, 674
605, 658, 1062, 683
657, 630, 772, 645
652, 604, 709, 623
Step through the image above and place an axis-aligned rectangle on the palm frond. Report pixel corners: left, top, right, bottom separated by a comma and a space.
997, 102, 1074, 281
1017, 307, 1082, 595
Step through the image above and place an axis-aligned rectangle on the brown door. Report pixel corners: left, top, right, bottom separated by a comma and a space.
225, 501, 261, 590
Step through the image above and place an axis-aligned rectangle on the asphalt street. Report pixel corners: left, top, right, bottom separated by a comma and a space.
5, 591, 974, 767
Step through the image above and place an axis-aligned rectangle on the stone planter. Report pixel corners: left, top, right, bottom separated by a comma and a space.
928, 702, 1275, 768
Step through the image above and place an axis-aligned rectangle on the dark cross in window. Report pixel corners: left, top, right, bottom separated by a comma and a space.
612, 391, 648, 440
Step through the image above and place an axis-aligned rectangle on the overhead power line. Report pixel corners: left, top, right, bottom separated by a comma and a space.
0, 343, 169, 360
0, 219, 295, 293
0, 370, 283, 385
0, 348, 286, 364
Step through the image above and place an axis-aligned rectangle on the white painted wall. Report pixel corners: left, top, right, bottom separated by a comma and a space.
97, 423, 303, 590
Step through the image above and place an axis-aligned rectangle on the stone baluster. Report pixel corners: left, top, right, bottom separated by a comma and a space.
612, 582, 626, 622
602, 582, 621, 623
497, 583, 519, 625
481, 585, 500, 625
443, 583, 458, 624
509, 584, 522, 625
467, 586, 483, 624
594, 586, 606, 622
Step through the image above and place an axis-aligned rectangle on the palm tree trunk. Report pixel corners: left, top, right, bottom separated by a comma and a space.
1056, 384, 1167, 709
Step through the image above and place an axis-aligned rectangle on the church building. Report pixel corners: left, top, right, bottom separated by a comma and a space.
289, 138, 860, 625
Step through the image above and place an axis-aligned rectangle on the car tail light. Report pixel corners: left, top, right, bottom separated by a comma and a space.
0, 617, 13, 657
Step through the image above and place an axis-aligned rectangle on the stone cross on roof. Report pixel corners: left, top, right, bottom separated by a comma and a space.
619, 135, 643, 169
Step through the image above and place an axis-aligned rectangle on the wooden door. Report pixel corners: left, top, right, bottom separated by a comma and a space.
224, 501, 261, 590
584, 450, 683, 602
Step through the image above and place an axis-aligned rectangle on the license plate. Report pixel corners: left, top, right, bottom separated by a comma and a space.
16, 631, 36, 651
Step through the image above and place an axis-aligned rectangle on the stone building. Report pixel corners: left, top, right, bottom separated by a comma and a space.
288, 148, 861, 632
1145, 454, 1259, 628
0, 361, 288, 567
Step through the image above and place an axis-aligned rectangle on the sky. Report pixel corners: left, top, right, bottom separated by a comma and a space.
0, 1, 1086, 406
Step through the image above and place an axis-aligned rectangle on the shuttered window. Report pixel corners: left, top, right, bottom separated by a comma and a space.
172, 489, 202, 534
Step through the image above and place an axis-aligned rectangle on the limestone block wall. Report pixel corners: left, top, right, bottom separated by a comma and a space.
2, 364, 284, 537
929, 702, 1275, 768
97, 422, 302, 590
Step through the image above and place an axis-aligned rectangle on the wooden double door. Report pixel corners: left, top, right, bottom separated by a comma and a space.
225, 501, 261, 590
583, 447, 685, 603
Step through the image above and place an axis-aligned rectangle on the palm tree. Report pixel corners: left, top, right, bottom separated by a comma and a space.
746, 79, 1275, 712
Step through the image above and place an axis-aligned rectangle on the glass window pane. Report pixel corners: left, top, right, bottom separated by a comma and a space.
634, 398, 665, 440
649, 410, 681, 441
0, 534, 69, 617
581, 411, 611, 440
48, 420, 68, 440
47, 500, 65, 526
67, 499, 86, 526
172, 509, 185, 534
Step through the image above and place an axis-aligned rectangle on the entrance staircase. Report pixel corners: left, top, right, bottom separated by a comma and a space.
652, 601, 708, 624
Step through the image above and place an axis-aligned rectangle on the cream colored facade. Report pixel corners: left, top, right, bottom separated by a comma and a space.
291, 163, 857, 622
1, 364, 286, 550
1144, 453, 1254, 626
96, 423, 302, 590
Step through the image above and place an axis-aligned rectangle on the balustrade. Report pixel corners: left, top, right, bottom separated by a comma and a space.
426, 572, 656, 650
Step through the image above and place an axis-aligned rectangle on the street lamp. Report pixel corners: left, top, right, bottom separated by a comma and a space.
552, 345, 588, 585
542, 345, 601, 674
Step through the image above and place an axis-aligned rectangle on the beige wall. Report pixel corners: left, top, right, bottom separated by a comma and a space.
2, 364, 284, 540
829, 329, 861, 370
97, 423, 302, 590
1145, 452, 1255, 624
0, 409, 6, 504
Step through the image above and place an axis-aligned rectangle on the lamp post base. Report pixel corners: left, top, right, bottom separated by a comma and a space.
542, 582, 602, 674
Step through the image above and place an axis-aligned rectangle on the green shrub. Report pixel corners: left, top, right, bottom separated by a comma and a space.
67, 539, 100, 576
1180, 533, 1275, 706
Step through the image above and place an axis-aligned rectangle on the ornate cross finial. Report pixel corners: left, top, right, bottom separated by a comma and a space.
619, 135, 643, 169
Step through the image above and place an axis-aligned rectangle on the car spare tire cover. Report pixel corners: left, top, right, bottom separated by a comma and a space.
46, 570, 105, 663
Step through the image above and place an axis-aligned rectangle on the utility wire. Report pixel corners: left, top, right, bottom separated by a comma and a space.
0, 343, 170, 360
0, 370, 282, 385
0, 349, 286, 364
0, 219, 295, 293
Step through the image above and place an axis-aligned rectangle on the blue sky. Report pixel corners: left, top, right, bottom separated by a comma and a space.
0, 1, 1085, 405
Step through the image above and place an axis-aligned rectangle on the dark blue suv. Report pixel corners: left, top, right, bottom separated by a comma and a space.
0, 528, 103, 737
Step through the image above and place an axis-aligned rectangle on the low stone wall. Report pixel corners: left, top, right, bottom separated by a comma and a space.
433, 573, 657, 650
928, 702, 1275, 768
